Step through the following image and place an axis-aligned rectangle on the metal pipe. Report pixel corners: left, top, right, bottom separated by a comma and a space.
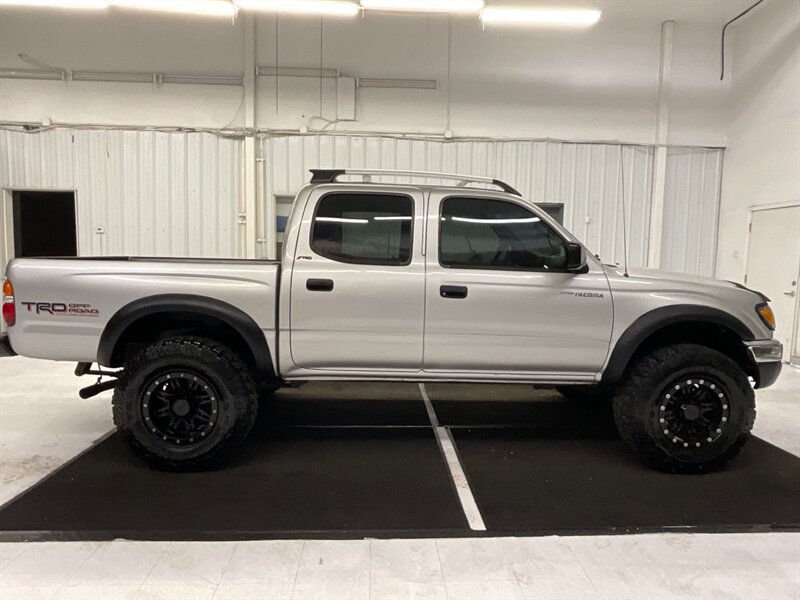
720, 0, 768, 80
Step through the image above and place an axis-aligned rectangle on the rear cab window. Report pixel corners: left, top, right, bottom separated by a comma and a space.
311, 193, 414, 266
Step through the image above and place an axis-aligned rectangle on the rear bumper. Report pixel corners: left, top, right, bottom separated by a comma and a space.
0, 333, 16, 358
745, 339, 783, 388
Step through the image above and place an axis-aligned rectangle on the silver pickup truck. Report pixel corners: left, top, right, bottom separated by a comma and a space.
0, 169, 783, 473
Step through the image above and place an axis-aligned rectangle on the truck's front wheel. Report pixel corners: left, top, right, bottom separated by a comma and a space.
112, 336, 258, 471
612, 343, 755, 473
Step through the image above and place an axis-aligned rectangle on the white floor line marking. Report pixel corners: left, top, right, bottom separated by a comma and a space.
418, 383, 487, 531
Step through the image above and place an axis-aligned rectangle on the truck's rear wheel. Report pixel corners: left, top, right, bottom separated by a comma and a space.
612, 343, 755, 473
112, 336, 257, 471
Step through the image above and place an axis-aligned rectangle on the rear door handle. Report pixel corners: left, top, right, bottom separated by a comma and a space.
440, 285, 468, 299
307, 278, 334, 292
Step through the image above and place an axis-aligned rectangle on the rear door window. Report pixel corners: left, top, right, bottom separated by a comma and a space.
311, 193, 413, 266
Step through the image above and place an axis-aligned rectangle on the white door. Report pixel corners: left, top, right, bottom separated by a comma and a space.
746, 205, 800, 357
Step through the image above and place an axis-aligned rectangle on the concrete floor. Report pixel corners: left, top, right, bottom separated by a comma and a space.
0, 356, 798, 600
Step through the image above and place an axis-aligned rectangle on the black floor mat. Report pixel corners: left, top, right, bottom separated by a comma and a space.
0, 383, 465, 540
2, 382, 799, 540
264, 382, 430, 427
0, 427, 468, 540
452, 428, 800, 535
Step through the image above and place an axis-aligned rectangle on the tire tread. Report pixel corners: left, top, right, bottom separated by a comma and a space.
112, 336, 257, 471
612, 343, 755, 473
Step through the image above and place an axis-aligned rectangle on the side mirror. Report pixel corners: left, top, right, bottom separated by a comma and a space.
566, 242, 587, 273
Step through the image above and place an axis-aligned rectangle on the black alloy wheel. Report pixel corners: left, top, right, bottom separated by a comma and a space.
657, 377, 730, 449
113, 336, 258, 471
612, 343, 755, 473
142, 371, 220, 447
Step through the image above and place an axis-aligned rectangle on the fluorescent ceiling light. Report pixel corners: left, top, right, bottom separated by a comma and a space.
0, 67, 64, 79
480, 7, 601, 27
0, 0, 108, 8
258, 66, 341, 78
73, 70, 153, 82
360, 0, 483, 13
162, 74, 242, 85
110, 0, 235, 17
235, 0, 359, 16
358, 77, 438, 89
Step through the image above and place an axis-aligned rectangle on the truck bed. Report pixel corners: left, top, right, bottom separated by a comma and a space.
5, 256, 280, 364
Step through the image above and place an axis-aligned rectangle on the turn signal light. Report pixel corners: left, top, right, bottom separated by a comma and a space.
2, 279, 14, 327
756, 303, 775, 330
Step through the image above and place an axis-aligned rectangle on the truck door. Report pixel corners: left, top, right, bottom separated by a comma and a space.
423, 192, 613, 378
289, 187, 425, 371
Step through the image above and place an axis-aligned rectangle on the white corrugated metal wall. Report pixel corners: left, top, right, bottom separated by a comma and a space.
661, 147, 723, 275
261, 135, 723, 275
0, 129, 240, 258
0, 129, 722, 276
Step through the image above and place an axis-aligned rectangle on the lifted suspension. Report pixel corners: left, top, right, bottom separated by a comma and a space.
74, 362, 122, 399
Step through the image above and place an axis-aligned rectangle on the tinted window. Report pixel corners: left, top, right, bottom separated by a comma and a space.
440, 197, 567, 271
311, 193, 413, 265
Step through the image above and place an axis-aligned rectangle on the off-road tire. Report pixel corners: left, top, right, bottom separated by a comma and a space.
612, 343, 755, 473
113, 336, 258, 471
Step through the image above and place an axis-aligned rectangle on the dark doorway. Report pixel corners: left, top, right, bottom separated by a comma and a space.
12, 191, 77, 258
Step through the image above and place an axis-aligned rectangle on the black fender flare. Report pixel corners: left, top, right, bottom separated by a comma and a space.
97, 294, 274, 377
601, 304, 756, 383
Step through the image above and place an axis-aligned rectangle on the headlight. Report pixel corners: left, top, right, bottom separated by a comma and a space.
756, 303, 776, 330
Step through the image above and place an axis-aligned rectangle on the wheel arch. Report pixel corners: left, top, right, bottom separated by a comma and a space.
97, 294, 275, 379
602, 305, 759, 385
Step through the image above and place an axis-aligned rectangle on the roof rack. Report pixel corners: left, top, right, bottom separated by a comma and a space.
309, 169, 522, 196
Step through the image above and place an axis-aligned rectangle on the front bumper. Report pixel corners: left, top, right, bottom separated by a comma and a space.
745, 339, 783, 388
0, 333, 16, 358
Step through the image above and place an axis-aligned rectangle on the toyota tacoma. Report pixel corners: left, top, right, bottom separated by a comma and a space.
0, 169, 783, 472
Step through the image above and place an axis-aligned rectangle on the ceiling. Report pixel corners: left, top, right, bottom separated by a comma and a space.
479, 0, 760, 25
598, 0, 755, 25
0, 0, 765, 29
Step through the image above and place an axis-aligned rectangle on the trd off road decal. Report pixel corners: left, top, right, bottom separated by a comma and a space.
20, 302, 100, 317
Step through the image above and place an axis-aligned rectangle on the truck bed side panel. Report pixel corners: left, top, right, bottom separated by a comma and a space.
6, 258, 279, 366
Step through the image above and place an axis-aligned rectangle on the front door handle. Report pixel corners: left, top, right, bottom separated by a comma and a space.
440, 285, 468, 299
784, 290, 796, 297
307, 278, 334, 292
